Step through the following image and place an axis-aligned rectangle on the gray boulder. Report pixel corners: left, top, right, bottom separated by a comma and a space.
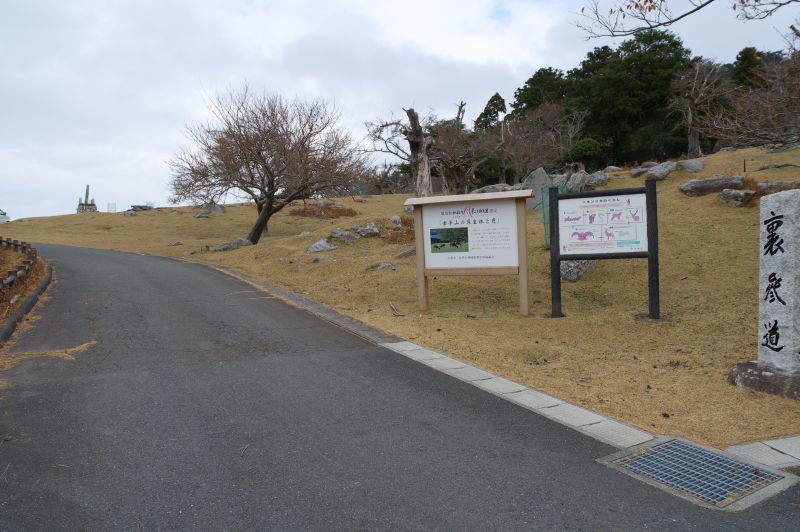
645, 161, 677, 180
202, 201, 225, 213
630, 167, 648, 178
396, 247, 416, 258
587, 171, 608, 187
307, 239, 337, 253
718, 189, 755, 208
472, 183, 516, 194
551, 175, 568, 188
129, 205, 153, 212
757, 163, 800, 171
679, 175, 745, 197
167, 241, 183, 246
719, 147, 737, 152
604, 165, 621, 173
560, 260, 597, 282
676, 159, 704, 173
522, 167, 551, 210
389, 215, 402, 225
123, 210, 137, 217
298, 231, 312, 237
215, 237, 253, 252
640, 162, 658, 168
330, 228, 359, 243
353, 221, 380, 237
195, 212, 209, 219
757, 181, 800, 194
566, 171, 589, 192
403, 205, 414, 213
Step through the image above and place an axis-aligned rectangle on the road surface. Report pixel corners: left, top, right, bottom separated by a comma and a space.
0, 244, 797, 530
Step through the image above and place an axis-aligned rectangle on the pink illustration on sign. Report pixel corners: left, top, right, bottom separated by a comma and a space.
588, 213, 597, 224
610, 211, 623, 222
604, 228, 614, 240
571, 231, 594, 241
564, 215, 582, 223
629, 209, 640, 222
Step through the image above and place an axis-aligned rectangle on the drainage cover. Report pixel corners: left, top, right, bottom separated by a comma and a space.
611, 439, 784, 508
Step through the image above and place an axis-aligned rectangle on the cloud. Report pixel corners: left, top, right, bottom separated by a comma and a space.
0, 0, 795, 219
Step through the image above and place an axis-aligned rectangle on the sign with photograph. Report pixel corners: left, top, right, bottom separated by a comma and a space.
557, 192, 648, 256
422, 199, 518, 268
405, 190, 533, 315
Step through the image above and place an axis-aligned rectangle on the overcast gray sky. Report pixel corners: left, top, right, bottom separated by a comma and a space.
1, 0, 795, 219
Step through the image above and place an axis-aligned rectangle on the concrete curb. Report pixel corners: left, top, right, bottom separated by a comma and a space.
0, 263, 53, 346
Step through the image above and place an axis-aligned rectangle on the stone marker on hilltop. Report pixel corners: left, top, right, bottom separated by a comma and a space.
729, 189, 800, 400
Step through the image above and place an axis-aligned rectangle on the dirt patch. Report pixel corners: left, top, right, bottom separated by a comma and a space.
3, 146, 800, 448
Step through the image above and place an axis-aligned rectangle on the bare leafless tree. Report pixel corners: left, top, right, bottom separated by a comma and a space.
169, 87, 368, 244
365, 108, 433, 197
429, 102, 503, 194
670, 60, 734, 157
577, 0, 799, 38
695, 56, 800, 147
499, 104, 588, 182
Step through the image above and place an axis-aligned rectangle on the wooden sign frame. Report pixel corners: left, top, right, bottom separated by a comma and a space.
404, 190, 533, 316
549, 180, 660, 319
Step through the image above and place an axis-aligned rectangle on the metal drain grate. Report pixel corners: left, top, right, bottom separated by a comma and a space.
613, 439, 784, 507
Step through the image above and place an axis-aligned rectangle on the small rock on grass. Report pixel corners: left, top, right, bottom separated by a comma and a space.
679, 175, 744, 197
195, 212, 209, 219
389, 215, 402, 225
167, 241, 183, 246
353, 221, 380, 237
396, 247, 416, 258
718, 189, 755, 207
330, 228, 359, 243
367, 262, 396, 271
307, 239, 337, 253
215, 237, 252, 251
560, 260, 597, 282
312, 257, 324, 263
676, 159, 704, 172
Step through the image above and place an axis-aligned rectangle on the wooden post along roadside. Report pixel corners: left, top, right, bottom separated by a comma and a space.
404, 190, 533, 316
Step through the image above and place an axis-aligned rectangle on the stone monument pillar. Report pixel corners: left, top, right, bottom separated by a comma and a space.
729, 189, 800, 399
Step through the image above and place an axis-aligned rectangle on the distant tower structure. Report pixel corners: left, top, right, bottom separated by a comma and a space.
77, 184, 98, 213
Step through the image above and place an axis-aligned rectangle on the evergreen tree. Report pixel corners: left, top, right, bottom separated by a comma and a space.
509, 67, 566, 117
474, 93, 507, 131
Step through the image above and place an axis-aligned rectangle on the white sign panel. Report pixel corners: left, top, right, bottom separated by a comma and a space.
422, 199, 518, 268
558, 193, 648, 255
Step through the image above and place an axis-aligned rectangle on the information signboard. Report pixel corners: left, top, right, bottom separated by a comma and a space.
405, 190, 533, 315
549, 181, 660, 319
558, 193, 648, 256
422, 198, 519, 269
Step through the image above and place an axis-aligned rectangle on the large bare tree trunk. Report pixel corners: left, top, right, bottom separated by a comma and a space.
404, 108, 432, 197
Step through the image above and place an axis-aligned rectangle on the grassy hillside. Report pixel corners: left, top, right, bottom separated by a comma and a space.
4, 146, 800, 448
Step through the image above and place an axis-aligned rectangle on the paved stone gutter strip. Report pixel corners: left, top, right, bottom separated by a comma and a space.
380, 340, 654, 450
180, 258, 800, 467
728, 435, 800, 469
0, 263, 53, 346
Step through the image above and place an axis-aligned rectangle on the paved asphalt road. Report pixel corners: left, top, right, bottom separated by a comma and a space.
0, 244, 797, 530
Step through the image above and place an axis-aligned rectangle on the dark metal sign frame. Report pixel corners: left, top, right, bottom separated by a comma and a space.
549, 180, 660, 319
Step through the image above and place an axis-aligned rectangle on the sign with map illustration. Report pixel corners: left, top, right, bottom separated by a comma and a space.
422, 198, 518, 268
557, 193, 648, 256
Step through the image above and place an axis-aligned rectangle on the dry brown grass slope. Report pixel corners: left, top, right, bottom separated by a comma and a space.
5, 146, 800, 448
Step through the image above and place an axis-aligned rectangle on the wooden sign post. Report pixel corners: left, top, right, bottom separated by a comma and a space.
404, 190, 533, 316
